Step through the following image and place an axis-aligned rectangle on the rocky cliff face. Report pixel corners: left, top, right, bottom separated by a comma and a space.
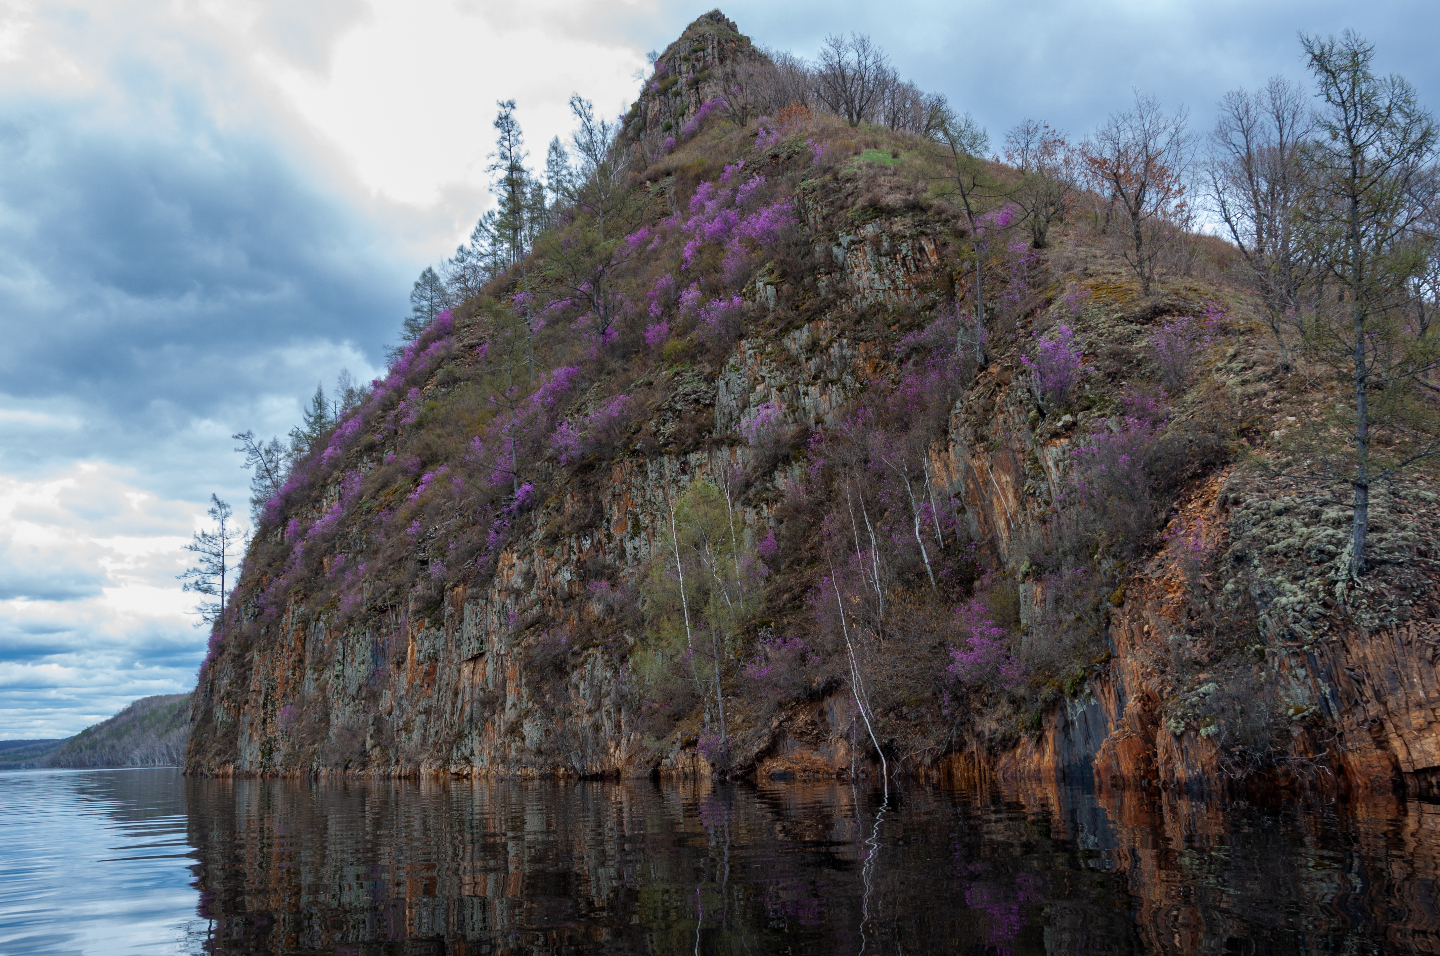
187, 13, 1440, 802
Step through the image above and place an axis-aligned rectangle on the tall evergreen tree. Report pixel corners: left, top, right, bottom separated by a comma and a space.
403, 266, 451, 342
489, 100, 537, 380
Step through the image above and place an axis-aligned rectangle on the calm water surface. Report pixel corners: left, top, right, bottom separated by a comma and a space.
3, 768, 1439, 954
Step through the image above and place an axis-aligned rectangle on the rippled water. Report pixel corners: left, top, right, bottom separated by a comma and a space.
0, 769, 206, 955
4, 768, 1440, 954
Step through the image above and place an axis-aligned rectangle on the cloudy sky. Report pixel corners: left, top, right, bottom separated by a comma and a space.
2, 0, 1435, 738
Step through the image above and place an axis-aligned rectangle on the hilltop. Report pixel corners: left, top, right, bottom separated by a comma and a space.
187, 13, 1440, 800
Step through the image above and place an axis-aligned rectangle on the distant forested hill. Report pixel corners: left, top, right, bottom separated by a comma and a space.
1, 694, 191, 770
0, 739, 65, 768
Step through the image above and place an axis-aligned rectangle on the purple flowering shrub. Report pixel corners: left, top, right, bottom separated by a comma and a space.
947, 596, 1025, 691
552, 394, 633, 467
1150, 301, 1221, 393
737, 400, 794, 488
666, 168, 796, 290
1016, 384, 1202, 693
1019, 322, 1083, 411
1163, 513, 1212, 596
680, 98, 725, 139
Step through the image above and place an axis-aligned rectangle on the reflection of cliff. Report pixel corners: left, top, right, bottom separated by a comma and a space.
1018, 781, 1440, 955
182, 778, 1096, 954
185, 776, 1439, 954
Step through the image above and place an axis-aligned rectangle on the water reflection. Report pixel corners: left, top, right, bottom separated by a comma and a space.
183, 775, 1440, 955
4, 768, 1440, 953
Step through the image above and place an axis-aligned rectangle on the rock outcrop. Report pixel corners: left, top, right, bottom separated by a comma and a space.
187, 12, 1440, 802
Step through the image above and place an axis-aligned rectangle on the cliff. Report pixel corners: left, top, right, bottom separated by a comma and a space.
187, 12, 1440, 801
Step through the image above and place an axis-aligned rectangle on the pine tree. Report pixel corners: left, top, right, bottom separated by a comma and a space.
403, 266, 451, 342
178, 495, 243, 627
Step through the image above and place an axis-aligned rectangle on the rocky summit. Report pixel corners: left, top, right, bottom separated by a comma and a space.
187, 12, 1440, 803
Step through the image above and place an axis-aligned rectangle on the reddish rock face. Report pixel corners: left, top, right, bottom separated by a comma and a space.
187, 13, 1440, 804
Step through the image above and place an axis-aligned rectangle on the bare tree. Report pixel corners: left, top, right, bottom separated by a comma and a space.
877, 78, 951, 138
233, 431, 286, 521
1005, 119, 1077, 248
567, 95, 630, 242
939, 113, 995, 362
815, 33, 889, 127
753, 47, 817, 114
1296, 31, 1440, 579
179, 495, 243, 627
1207, 77, 1313, 368
1081, 91, 1193, 295
719, 57, 769, 128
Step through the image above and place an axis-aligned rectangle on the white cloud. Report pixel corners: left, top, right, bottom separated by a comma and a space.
0, 463, 211, 735
261, 0, 647, 210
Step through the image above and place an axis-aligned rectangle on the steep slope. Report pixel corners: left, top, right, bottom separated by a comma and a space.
43, 693, 191, 768
188, 12, 1440, 799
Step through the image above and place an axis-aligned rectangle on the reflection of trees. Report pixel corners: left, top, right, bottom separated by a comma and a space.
183, 776, 1440, 955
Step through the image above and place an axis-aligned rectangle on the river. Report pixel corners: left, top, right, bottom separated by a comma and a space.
1, 767, 1438, 953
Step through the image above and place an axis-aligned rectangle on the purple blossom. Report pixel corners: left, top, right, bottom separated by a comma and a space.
550, 420, 582, 464
320, 414, 364, 468
647, 274, 676, 318
532, 365, 581, 408
678, 283, 703, 317
1062, 283, 1092, 316
1019, 323, 1083, 410
756, 530, 779, 561
975, 203, 1018, 233
645, 320, 670, 347
307, 501, 343, 541
697, 295, 744, 345
735, 200, 794, 246
1150, 307, 1218, 392
741, 401, 783, 444
408, 465, 449, 502
552, 394, 632, 465
947, 597, 1025, 690
623, 225, 652, 254
681, 98, 724, 139
735, 173, 765, 208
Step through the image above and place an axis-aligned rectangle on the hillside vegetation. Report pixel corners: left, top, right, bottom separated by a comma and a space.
1, 694, 190, 770
189, 13, 1440, 799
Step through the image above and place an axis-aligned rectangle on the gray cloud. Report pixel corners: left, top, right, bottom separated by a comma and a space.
688, 0, 1440, 151
0, 106, 405, 414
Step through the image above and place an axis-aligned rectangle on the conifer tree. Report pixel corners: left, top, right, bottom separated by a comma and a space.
489, 100, 537, 380
404, 266, 451, 342
179, 495, 243, 627
1296, 31, 1440, 579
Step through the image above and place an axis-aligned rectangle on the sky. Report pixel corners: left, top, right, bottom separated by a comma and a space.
1, 0, 1436, 738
